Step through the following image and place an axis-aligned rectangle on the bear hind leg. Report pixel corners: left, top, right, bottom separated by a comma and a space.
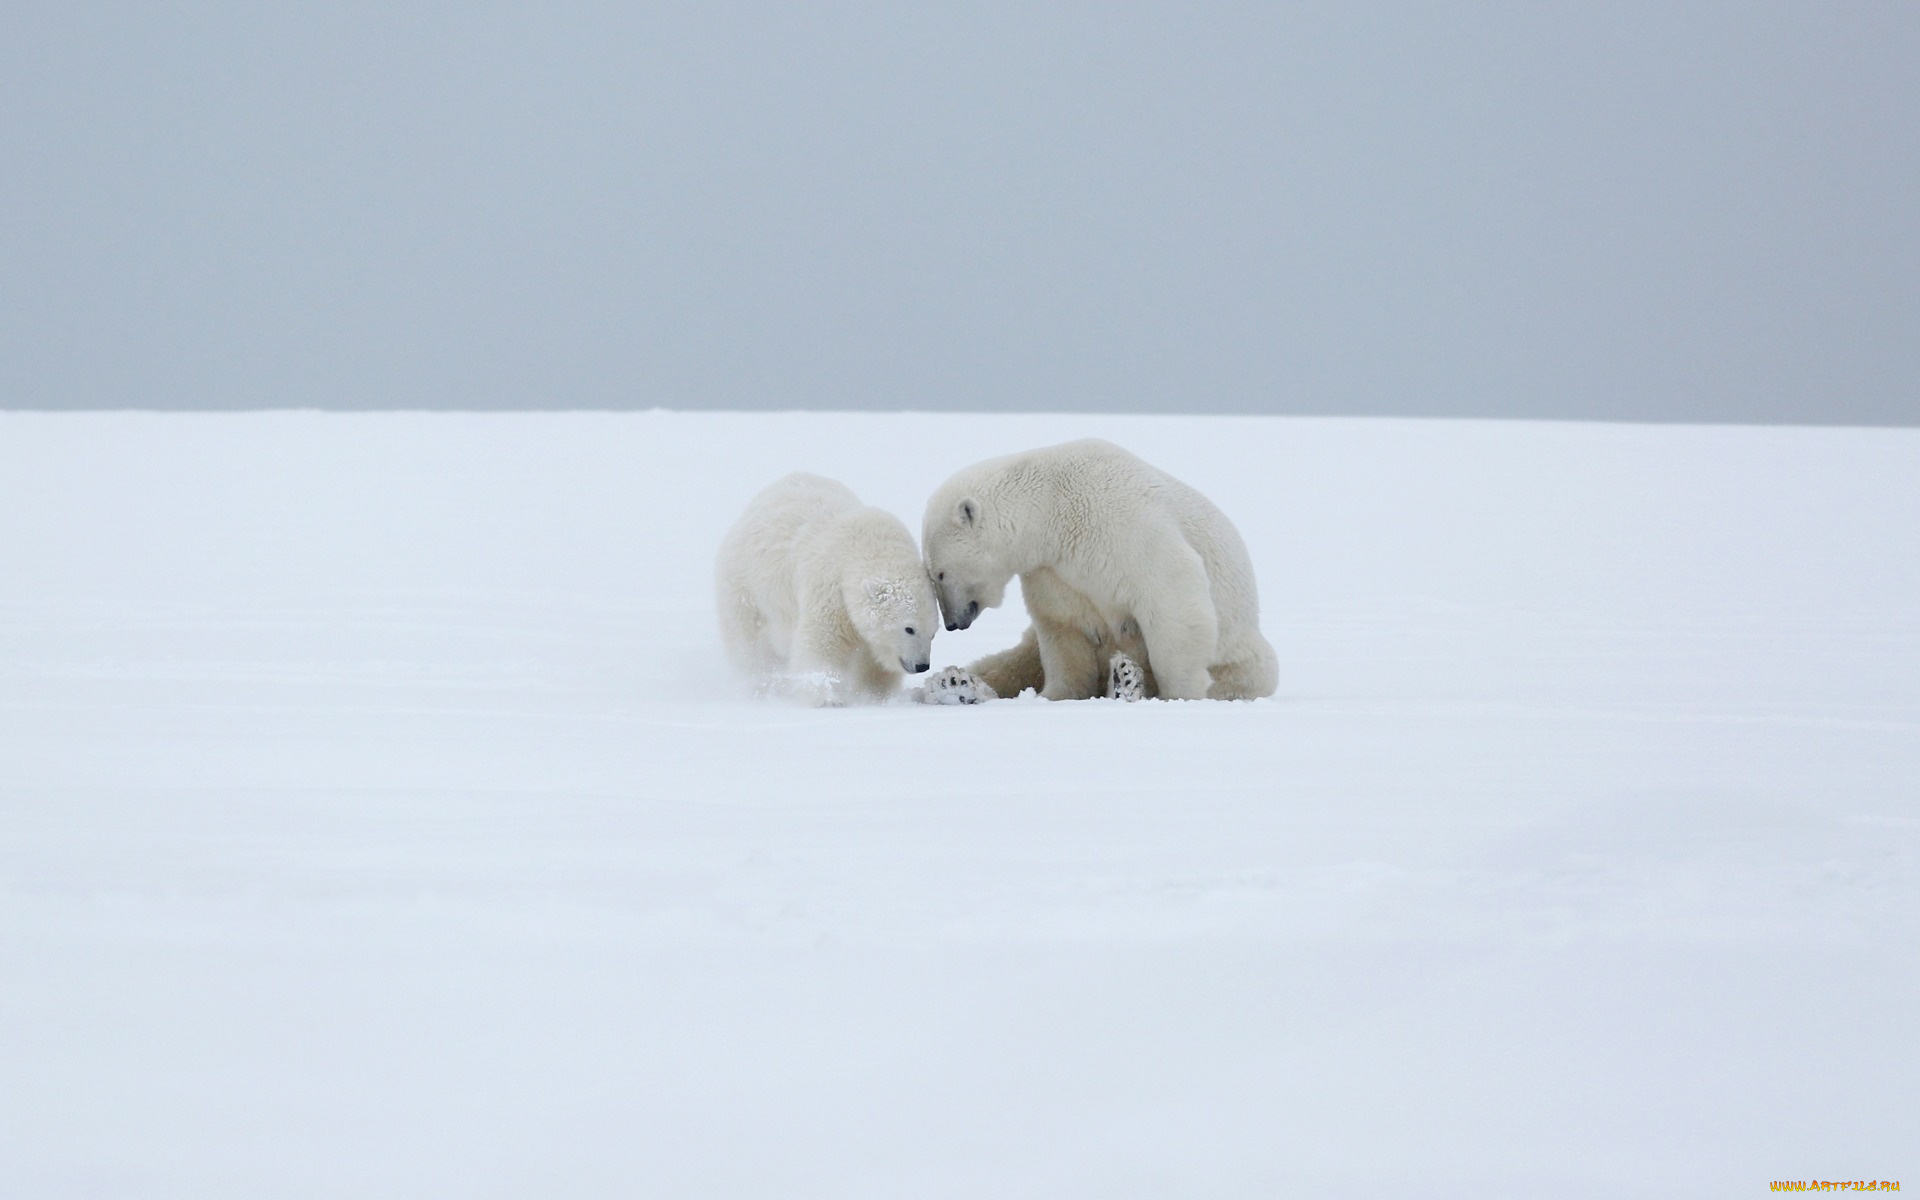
1207, 638, 1279, 700
718, 591, 781, 681
967, 626, 1046, 698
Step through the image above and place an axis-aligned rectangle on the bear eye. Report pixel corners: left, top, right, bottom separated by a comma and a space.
936, 572, 944, 581
904, 626, 916, 636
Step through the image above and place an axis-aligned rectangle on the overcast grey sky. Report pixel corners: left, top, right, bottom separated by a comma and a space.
3, 2, 1915, 423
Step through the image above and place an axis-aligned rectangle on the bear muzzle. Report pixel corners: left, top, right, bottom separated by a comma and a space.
943, 599, 980, 632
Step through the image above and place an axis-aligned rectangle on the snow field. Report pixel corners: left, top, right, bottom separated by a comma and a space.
1, 412, 1916, 1196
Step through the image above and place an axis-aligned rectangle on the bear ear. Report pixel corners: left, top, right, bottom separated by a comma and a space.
957, 498, 978, 527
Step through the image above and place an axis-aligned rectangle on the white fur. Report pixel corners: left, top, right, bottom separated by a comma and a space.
716, 473, 940, 704
922, 439, 1279, 701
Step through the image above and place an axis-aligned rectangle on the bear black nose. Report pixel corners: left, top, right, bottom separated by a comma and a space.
945, 622, 957, 632
913, 661, 930, 673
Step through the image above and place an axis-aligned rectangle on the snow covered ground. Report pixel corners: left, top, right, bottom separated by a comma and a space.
2, 411, 1914, 1197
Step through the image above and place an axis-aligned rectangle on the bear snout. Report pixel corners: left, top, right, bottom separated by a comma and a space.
913, 661, 930, 673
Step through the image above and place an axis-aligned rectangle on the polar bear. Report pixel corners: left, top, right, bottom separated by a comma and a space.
716, 472, 992, 705
922, 439, 1278, 702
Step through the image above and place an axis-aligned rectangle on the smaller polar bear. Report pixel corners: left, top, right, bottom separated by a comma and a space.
923, 439, 1278, 702
716, 472, 993, 705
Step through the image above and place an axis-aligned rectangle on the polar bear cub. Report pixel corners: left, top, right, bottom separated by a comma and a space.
922, 439, 1278, 702
716, 472, 991, 705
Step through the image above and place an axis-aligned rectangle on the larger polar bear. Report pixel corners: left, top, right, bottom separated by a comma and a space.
716, 472, 989, 705
923, 439, 1278, 701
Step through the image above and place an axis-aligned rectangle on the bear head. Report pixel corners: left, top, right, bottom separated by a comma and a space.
845, 573, 938, 675
922, 490, 1011, 632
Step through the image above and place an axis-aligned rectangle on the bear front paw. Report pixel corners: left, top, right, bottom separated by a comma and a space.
1107, 653, 1145, 702
922, 666, 997, 705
